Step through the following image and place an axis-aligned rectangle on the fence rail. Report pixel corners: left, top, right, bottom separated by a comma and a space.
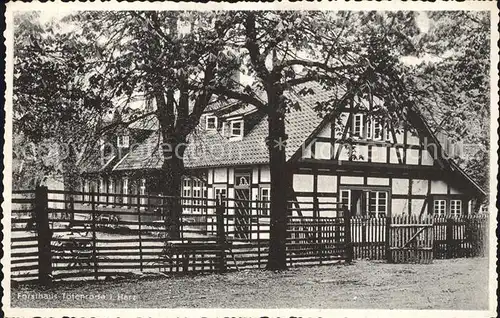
10, 188, 349, 283
10, 188, 488, 284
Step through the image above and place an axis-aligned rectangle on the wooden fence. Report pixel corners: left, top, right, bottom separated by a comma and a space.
10, 187, 488, 284
10, 187, 349, 284
349, 214, 487, 261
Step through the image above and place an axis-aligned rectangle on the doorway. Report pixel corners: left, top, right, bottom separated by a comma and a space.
234, 171, 251, 239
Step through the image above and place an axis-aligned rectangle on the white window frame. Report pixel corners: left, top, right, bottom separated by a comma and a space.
434, 199, 446, 216
260, 187, 270, 216
123, 177, 129, 205
367, 191, 388, 217
182, 177, 192, 213
192, 179, 204, 213
340, 189, 351, 209
84, 180, 90, 203
372, 118, 383, 141
384, 120, 392, 141
99, 178, 106, 205
366, 116, 372, 139
139, 178, 146, 209
230, 119, 244, 139
352, 114, 363, 138
117, 135, 130, 148
450, 200, 462, 216
108, 179, 115, 205
206, 115, 218, 131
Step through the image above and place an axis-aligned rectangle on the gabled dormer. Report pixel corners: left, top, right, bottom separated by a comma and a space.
203, 103, 263, 141
205, 115, 218, 132
228, 117, 244, 140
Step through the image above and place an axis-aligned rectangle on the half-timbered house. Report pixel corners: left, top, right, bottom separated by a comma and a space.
81, 82, 486, 228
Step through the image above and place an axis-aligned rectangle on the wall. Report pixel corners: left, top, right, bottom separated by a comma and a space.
292, 169, 470, 217
300, 109, 439, 168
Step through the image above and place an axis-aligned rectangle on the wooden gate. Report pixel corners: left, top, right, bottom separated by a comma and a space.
233, 172, 251, 239
387, 216, 433, 264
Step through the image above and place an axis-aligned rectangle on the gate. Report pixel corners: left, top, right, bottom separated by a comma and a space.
233, 172, 251, 239
387, 216, 433, 264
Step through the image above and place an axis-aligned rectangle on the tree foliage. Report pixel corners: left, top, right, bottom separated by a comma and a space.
408, 11, 490, 191
13, 12, 104, 189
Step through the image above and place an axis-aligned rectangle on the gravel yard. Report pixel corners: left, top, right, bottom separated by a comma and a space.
11, 257, 490, 309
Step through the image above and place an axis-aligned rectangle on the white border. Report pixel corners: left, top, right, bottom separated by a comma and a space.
3, 1, 498, 317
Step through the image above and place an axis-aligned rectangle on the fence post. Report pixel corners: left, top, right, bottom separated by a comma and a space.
90, 189, 98, 280
446, 217, 454, 259
216, 198, 227, 273
385, 216, 392, 263
343, 206, 352, 263
137, 191, 143, 272
35, 186, 52, 286
313, 197, 322, 264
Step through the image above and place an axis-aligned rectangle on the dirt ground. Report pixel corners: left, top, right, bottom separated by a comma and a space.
11, 257, 490, 309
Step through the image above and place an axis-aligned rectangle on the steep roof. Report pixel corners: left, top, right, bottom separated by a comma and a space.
114, 82, 334, 170
109, 82, 486, 199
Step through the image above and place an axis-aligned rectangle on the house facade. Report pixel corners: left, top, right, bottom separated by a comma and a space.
81, 82, 486, 223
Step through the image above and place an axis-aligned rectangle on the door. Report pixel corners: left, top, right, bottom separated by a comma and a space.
234, 172, 251, 239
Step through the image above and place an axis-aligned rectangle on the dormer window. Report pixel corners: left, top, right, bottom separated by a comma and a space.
117, 135, 130, 148
206, 115, 218, 131
230, 119, 244, 139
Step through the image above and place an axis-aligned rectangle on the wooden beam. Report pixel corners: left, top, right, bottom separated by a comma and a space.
335, 112, 354, 160
408, 178, 413, 215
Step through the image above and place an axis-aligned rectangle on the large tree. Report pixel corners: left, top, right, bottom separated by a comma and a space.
405, 11, 490, 192
210, 11, 421, 269
13, 12, 104, 191
68, 11, 241, 237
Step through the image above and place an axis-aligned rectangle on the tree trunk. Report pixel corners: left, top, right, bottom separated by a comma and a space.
155, 84, 185, 239
266, 94, 289, 271
62, 141, 80, 206
160, 139, 185, 239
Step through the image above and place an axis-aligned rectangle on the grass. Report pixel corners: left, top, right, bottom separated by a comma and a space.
11, 257, 489, 309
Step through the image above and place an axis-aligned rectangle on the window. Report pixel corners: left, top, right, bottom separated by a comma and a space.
230, 120, 244, 138
83, 180, 90, 203
108, 179, 114, 205
434, 199, 446, 216
206, 115, 218, 131
340, 189, 351, 209
373, 119, 383, 141
385, 121, 392, 141
214, 187, 227, 201
450, 200, 462, 216
182, 178, 192, 213
260, 187, 270, 216
192, 179, 204, 213
182, 177, 206, 213
366, 116, 372, 139
139, 178, 146, 208
117, 135, 130, 148
367, 191, 387, 217
352, 114, 363, 138
123, 177, 129, 205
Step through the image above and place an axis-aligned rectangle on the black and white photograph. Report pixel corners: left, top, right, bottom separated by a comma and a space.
2, 2, 498, 317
